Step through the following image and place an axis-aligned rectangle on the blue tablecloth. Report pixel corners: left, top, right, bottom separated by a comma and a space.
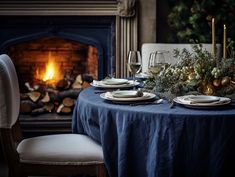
72, 87, 235, 177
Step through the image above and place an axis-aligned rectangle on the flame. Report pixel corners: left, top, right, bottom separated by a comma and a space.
43, 61, 55, 81
35, 52, 62, 83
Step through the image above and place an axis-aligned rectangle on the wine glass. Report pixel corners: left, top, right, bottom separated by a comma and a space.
127, 51, 142, 85
148, 50, 168, 78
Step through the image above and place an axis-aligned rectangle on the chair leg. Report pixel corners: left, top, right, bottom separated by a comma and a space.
8, 169, 21, 177
96, 164, 107, 177
8, 166, 27, 177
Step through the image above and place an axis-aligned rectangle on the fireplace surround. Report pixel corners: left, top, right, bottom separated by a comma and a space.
0, 0, 138, 136
0, 0, 138, 77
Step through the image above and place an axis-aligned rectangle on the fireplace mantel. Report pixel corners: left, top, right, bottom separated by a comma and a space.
0, 0, 138, 77
0, 1, 118, 16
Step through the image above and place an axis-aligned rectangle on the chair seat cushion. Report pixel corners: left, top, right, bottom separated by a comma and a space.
17, 134, 104, 165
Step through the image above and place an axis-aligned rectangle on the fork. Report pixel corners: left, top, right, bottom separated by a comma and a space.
129, 99, 163, 106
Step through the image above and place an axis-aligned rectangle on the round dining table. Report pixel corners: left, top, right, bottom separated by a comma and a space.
72, 86, 235, 177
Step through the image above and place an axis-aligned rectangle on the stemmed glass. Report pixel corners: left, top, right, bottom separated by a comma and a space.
127, 51, 142, 85
148, 50, 168, 78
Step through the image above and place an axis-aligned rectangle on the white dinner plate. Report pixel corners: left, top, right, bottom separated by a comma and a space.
91, 80, 140, 89
173, 95, 231, 108
100, 91, 156, 102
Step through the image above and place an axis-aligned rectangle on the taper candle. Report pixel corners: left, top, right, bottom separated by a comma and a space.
212, 18, 216, 57
223, 24, 227, 59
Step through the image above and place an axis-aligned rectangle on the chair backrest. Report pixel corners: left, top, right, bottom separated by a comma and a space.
0, 54, 20, 128
141, 43, 221, 73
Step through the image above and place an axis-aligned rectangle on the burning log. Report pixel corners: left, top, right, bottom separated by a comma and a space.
20, 72, 90, 115
20, 100, 43, 114
82, 73, 93, 83
60, 107, 72, 114
56, 104, 72, 114
72, 74, 83, 89
25, 82, 34, 91
62, 97, 74, 107
41, 92, 50, 103
58, 88, 82, 100
57, 97, 74, 114
20, 93, 29, 100
48, 92, 59, 102
46, 87, 59, 95
82, 81, 91, 88
56, 104, 64, 113
31, 107, 47, 115
56, 79, 71, 90
27, 91, 41, 102
31, 103, 54, 115
44, 103, 54, 112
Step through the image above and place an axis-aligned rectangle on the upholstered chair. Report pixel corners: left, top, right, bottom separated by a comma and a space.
0, 54, 106, 177
141, 43, 221, 73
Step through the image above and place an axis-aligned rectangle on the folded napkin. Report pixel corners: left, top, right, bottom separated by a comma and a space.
92, 80, 102, 86
177, 95, 230, 105
111, 90, 143, 98
102, 78, 128, 85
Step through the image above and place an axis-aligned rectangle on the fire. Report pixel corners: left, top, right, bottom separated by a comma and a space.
35, 52, 62, 83
43, 61, 55, 81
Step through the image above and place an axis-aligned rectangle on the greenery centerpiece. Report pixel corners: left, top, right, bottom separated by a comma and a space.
144, 43, 235, 101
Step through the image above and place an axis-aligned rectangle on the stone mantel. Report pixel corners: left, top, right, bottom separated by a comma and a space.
0, 0, 138, 77
0, 1, 118, 16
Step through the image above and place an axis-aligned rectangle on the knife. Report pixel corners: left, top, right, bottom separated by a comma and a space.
129, 99, 163, 106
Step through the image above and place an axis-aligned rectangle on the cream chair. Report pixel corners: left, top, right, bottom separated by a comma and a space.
141, 43, 221, 73
0, 54, 106, 177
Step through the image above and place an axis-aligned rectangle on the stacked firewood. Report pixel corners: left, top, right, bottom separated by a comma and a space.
20, 74, 92, 115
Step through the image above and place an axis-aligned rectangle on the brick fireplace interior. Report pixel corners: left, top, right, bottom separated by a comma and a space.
5, 36, 99, 92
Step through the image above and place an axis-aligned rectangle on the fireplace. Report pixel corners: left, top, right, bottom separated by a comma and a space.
0, 15, 116, 116
0, 0, 138, 135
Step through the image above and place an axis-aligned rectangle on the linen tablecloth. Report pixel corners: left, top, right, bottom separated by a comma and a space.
72, 87, 235, 177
